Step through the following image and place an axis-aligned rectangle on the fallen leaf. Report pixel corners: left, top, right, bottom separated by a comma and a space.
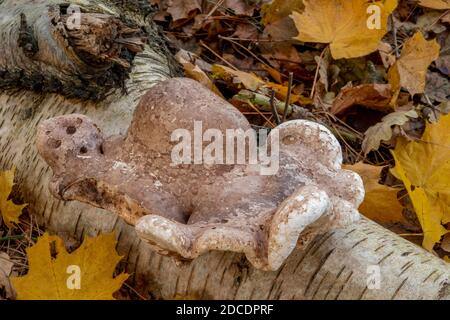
11, 233, 128, 300
260, 64, 283, 84
175, 51, 224, 98
0, 168, 27, 229
212, 64, 265, 91
0, 252, 14, 299
224, 0, 255, 16
362, 109, 419, 154
442, 233, 450, 252
262, 0, 304, 25
418, 0, 450, 9
425, 71, 450, 102
388, 32, 440, 97
423, 101, 450, 123
291, 0, 397, 59
344, 163, 405, 224
260, 0, 304, 70
331, 84, 393, 115
167, 0, 201, 22
316, 48, 331, 92
442, 11, 450, 23
391, 114, 450, 251
378, 42, 396, 68
436, 55, 450, 77
231, 23, 259, 40
265, 82, 312, 104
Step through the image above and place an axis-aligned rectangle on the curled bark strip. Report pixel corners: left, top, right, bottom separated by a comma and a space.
0, 0, 149, 99
37, 78, 365, 271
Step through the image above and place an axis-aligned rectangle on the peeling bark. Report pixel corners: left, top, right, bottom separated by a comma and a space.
0, 0, 448, 300
0, 0, 177, 99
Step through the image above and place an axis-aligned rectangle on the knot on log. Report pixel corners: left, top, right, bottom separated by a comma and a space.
60, 11, 146, 69
37, 78, 365, 271
0, 1, 152, 100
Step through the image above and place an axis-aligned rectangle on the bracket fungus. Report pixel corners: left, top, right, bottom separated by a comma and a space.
37, 78, 365, 271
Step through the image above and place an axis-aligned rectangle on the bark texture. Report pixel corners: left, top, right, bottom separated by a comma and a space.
0, 0, 449, 300
0, 0, 177, 99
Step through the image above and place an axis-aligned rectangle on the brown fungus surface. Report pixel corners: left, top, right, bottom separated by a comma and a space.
37, 78, 365, 271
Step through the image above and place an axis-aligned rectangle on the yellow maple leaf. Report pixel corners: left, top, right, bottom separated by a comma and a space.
344, 162, 405, 224
11, 233, 128, 300
265, 82, 313, 105
388, 32, 440, 97
418, 0, 450, 9
0, 168, 27, 229
290, 0, 397, 59
391, 114, 450, 251
212, 64, 265, 91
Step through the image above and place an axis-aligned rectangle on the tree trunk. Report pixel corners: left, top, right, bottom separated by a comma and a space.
0, 0, 449, 300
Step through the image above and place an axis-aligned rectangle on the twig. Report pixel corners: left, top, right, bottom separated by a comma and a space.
192, 0, 235, 35
123, 282, 148, 300
199, 40, 237, 70
270, 90, 281, 125
282, 72, 294, 123
218, 35, 288, 79
0, 235, 26, 242
246, 101, 276, 128
390, 15, 399, 58
310, 48, 326, 99
234, 90, 293, 115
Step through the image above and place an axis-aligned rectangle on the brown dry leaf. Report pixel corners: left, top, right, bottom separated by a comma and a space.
388, 32, 440, 97
362, 109, 419, 154
331, 84, 393, 115
224, 0, 255, 16
425, 71, 450, 102
260, 0, 304, 69
391, 114, 450, 251
435, 31, 450, 76
212, 64, 265, 90
167, 0, 201, 22
11, 233, 128, 300
442, 233, 450, 252
0, 168, 27, 229
291, 0, 397, 59
260, 64, 283, 84
175, 51, 223, 98
378, 42, 396, 68
418, 0, 450, 9
344, 162, 405, 224
231, 23, 259, 40
0, 252, 14, 299
442, 11, 450, 23
436, 54, 450, 77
